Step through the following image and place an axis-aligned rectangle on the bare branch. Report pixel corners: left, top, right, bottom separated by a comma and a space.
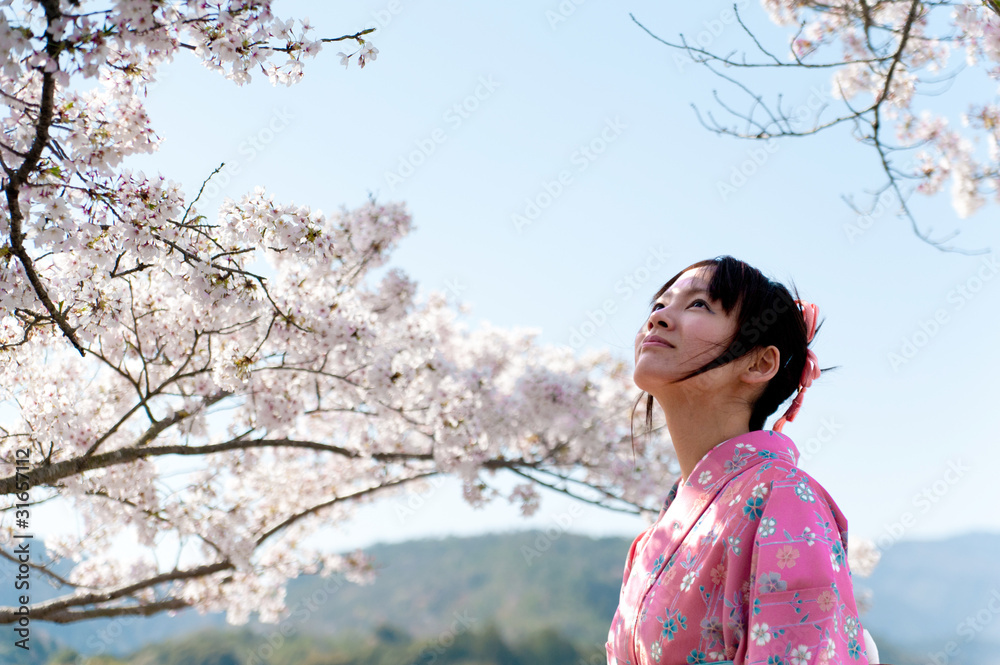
630, 3, 994, 255
254, 470, 438, 546
0, 561, 233, 622
506, 466, 643, 515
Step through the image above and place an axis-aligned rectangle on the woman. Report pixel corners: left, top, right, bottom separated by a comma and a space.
606, 256, 877, 665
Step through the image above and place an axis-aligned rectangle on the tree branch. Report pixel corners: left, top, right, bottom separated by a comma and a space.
0, 561, 233, 622
3, 0, 85, 355
0, 437, 434, 495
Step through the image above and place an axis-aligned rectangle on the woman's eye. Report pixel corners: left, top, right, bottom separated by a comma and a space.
651, 300, 709, 312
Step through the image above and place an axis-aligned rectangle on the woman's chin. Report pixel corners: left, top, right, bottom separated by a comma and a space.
633, 369, 678, 395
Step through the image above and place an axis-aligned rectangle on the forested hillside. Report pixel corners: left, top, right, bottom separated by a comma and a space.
4, 531, 999, 665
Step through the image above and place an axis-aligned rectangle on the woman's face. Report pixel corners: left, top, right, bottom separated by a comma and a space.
633, 266, 740, 392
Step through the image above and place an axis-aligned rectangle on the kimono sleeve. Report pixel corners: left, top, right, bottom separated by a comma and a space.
620, 487, 675, 583
743, 473, 871, 665
620, 530, 643, 584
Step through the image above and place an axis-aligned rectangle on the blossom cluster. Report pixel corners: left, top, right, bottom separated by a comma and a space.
0, 1, 666, 625
760, 0, 999, 218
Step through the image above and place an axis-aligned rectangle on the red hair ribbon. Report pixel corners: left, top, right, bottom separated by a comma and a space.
772, 300, 820, 433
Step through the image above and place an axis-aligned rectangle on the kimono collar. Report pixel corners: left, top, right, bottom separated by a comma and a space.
662, 429, 799, 513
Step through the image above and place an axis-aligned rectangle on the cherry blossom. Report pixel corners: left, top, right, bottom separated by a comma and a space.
0, 0, 670, 626
635, 0, 1000, 252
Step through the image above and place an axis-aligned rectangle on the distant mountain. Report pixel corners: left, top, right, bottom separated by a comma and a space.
6, 530, 1000, 665
3, 531, 630, 660
855, 531, 1000, 665
0, 629, 62, 665
278, 530, 629, 644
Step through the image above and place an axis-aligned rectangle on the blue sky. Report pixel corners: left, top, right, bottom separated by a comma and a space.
124, 0, 1000, 554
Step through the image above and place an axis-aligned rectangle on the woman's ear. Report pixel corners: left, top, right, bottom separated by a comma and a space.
742, 345, 780, 386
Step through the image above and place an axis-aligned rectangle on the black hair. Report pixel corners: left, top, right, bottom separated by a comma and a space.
631, 255, 838, 445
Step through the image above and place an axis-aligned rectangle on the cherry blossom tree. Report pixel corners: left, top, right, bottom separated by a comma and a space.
0, 1, 674, 625
634, 1, 1000, 254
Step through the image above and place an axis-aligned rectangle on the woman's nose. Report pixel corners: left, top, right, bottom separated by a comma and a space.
648, 308, 672, 330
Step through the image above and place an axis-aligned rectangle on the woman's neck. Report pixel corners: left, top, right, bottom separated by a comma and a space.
658, 391, 751, 483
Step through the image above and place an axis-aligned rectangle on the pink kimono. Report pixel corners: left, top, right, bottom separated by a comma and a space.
606, 429, 870, 664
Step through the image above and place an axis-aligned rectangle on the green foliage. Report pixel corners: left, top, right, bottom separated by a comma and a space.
39, 622, 608, 665
512, 626, 588, 664
46, 650, 127, 665
26, 530, 975, 665
124, 628, 261, 665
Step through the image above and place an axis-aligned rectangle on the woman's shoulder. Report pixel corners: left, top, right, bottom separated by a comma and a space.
726, 452, 848, 514
727, 435, 840, 497
745, 459, 852, 540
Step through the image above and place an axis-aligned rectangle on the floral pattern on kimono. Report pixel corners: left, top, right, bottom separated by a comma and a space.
606, 429, 870, 665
